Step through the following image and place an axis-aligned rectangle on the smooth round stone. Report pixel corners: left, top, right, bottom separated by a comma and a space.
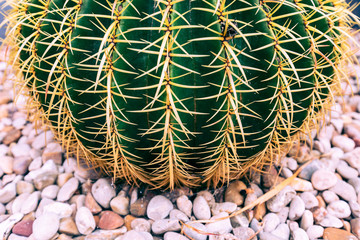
319, 215, 343, 228
322, 190, 339, 203
332, 135, 355, 152
164, 232, 189, 240
57, 177, 79, 202
110, 195, 129, 216
349, 178, 360, 194
330, 180, 357, 202
75, 207, 95, 235
0, 203, 5, 215
147, 195, 173, 220
12, 219, 34, 237
32, 213, 59, 240
91, 178, 115, 208
176, 195, 192, 217
131, 218, 151, 232
300, 210, 313, 231
43, 202, 73, 219
230, 211, 249, 228
183, 222, 207, 240
117, 230, 152, 240
311, 169, 337, 191
266, 186, 296, 212
263, 213, 280, 232
193, 196, 211, 220
343, 148, 360, 169
351, 218, 360, 238
327, 200, 351, 218
298, 160, 324, 180
11, 143, 31, 158
41, 185, 59, 199
300, 192, 318, 209
276, 207, 289, 223
12, 193, 30, 214
289, 196, 305, 221
151, 219, 181, 235
0, 156, 13, 174
306, 225, 324, 239
292, 228, 309, 240
98, 211, 124, 230
336, 160, 358, 179
205, 212, 232, 234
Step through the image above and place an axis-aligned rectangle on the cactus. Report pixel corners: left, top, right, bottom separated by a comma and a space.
3, 0, 359, 188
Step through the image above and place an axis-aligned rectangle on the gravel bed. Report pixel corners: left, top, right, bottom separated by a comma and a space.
1, 49, 360, 240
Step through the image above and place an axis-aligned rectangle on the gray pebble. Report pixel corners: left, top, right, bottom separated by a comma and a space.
299, 160, 324, 180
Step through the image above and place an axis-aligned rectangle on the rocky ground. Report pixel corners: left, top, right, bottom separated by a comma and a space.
2, 50, 360, 240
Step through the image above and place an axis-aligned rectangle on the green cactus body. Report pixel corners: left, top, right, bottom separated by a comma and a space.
5, 0, 357, 188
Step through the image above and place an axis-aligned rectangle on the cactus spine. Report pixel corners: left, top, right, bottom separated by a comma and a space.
4, 0, 359, 188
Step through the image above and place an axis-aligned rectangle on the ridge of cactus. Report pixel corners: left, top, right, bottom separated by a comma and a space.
2, 0, 360, 189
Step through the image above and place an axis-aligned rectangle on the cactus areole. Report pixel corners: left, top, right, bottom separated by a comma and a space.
5, 0, 359, 188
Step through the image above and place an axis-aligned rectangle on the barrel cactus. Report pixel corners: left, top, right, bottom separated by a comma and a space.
3, 0, 358, 188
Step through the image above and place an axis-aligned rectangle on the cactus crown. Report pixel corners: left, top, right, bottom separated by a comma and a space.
3, 0, 359, 189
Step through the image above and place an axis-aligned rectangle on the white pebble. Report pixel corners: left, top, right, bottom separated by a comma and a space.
327, 200, 351, 218
32, 213, 59, 240
147, 195, 173, 220
91, 179, 115, 208
75, 207, 95, 235
289, 196, 305, 220
193, 196, 211, 220
57, 177, 79, 202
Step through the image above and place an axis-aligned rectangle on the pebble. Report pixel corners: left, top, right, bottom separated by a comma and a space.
169, 209, 189, 222
193, 196, 211, 220
59, 217, 79, 236
12, 220, 33, 237
300, 210, 313, 230
351, 218, 360, 238
75, 207, 95, 235
232, 227, 255, 240
330, 180, 357, 202
16, 181, 34, 195
41, 185, 59, 199
291, 228, 309, 240
350, 201, 360, 217
147, 195, 173, 220
13, 157, 31, 175
289, 196, 305, 220
42, 142, 62, 164
0, 182, 16, 204
43, 202, 73, 219
0, 156, 13, 174
11, 144, 31, 158
343, 148, 360, 169
322, 190, 340, 203
230, 211, 249, 228
117, 230, 152, 240
176, 195, 192, 217
211, 202, 237, 216
327, 200, 351, 218
21, 191, 40, 214
336, 160, 358, 179
300, 192, 318, 209
151, 219, 181, 235
85, 193, 102, 214
164, 232, 189, 240
91, 179, 115, 208
349, 178, 360, 194
272, 223, 290, 240
306, 225, 323, 239
311, 169, 337, 191
266, 186, 296, 212
205, 212, 232, 234
224, 181, 246, 205
57, 177, 79, 202
263, 213, 280, 232
131, 218, 151, 232
32, 213, 59, 240
183, 222, 207, 240
110, 194, 129, 216
332, 135, 355, 152
98, 211, 124, 230
319, 214, 343, 228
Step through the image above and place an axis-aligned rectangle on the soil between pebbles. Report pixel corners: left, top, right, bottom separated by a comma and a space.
1, 49, 360, 240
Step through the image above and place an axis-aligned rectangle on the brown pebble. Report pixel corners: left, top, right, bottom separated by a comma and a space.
98, 211, 124, 230
12, 220, 33, 237
225, 181, 246, 206
23, 212, 35, 221
311, 206, 327, 223
316, 195, 326, 208
130, 197, 150, 217
85, 193, 102, 214
254, 202, 266, 220
59, 217, 79, 236
3, 128, 21, 145
124, 215, 136, 230
323, 227, 357, 240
